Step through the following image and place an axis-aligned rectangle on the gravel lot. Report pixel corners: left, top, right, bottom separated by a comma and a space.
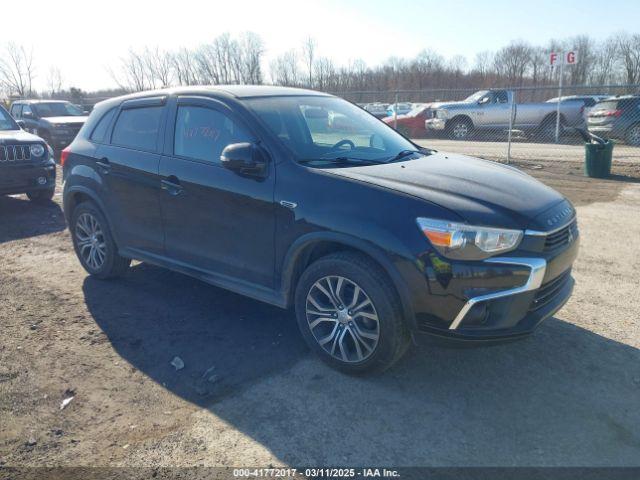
1, 153, 640, 469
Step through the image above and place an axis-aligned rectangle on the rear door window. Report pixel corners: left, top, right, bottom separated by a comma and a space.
111, 106, 163, 152
10, 105, 22, 118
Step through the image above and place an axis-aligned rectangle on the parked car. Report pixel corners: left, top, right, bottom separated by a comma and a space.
0, 104, 56, 203
382, 104, 431, 137
424, 89, 585, 140
545, 95, 610, 125
62, 86, 578, 373
386, 102, 413, 117
587, 95, 640, 146
363, 103, 389, 118
10, 100, 89, 152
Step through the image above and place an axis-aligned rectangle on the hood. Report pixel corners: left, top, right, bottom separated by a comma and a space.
324, 152, 567, 230
41, 116, 88, 125
0, 129, 45, 143
428, 100, 467, 110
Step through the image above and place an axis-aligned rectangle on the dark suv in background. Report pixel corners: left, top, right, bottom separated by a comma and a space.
10, 100, 88, 152
62, 86, 579, 373
587, 95, 640, 145
0, 105, 56, 202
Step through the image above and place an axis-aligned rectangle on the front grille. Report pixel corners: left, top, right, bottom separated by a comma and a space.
529, 269, 572, 312
544, 220, 578, 252
0, 144, 31, 162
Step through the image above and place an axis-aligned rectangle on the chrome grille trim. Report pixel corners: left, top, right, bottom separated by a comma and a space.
0, 144, 32, 162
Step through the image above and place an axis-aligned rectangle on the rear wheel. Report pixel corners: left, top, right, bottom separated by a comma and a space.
624, 123, 640, 146
294, 252, 410, 374
539, 116, 565, 141
26, 188, 55, 204
70, 201, 130, 279
446, 118, 473, 140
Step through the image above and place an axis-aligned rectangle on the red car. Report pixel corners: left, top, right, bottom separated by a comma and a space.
382, 104, 431, 138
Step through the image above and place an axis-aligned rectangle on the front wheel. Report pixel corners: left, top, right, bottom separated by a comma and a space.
70, 202, 130, 279
294, 252, 410, 374
446, 118, 473, 140
27, 188, 55, 204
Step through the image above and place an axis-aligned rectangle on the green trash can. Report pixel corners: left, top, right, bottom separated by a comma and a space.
584, 140, 613, 178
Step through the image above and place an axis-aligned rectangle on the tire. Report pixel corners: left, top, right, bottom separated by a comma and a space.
294, 251, 410, 374
446, 117, 473, 140
624, 123, 640, 146
26, 188, 55, 204
539, 116, 565, 141
70, 201, 130, 279
397, 125, 410, 138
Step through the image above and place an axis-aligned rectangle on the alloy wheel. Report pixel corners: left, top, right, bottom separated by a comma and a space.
452, 122, 469, 139
305, 275, 380, 363
75, 212, 107, 270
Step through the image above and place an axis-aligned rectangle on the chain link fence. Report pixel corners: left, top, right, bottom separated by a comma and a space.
333, 84, 640, 166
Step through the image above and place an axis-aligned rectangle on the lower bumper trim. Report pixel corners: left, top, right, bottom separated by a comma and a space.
449, 257, 547, 330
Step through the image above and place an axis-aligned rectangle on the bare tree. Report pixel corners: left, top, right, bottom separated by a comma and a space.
270, 50, 301, 86
47, 66, 64, 97
616, 33, 640, 84
109, 49, 149, 92
144, 47, 174, 88
238, 32, 264, 84
0, 43, 36, 97
171, 48, 199, 86
302, 37, 317, 87
494, 41, 533, 85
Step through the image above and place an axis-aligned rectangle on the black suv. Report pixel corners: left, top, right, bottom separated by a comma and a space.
10, 100, 88, 152
62, 86, 579, 373
587, 95, 640, 145
0, 104, 56, 202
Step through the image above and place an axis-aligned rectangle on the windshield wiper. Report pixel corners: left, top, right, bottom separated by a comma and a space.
299, 156, 388, 166
387, 149, 422, 162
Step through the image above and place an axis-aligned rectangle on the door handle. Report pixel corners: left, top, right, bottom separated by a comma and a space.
95, 157, 111, 173
161, 176, 183, 196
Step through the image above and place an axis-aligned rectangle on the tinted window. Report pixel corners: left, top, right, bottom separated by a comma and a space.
0, 106, 19, 131
10, 105, 21, 117
495, 91, 508, 103
174, 106, 252, 164
22, 104, 33, 116
112, 106, 163, 152
90, 108, 116, 143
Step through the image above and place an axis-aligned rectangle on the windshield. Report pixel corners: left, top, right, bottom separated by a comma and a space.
0, 107, 19, 131
33, 102, 84, 117
463, 90, 490, 103
246, 96, 424, 166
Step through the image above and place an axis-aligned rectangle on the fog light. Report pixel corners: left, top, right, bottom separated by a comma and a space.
37, 176, 47, 185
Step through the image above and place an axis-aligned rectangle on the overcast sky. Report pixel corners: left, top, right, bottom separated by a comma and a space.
2, 0, 639, 91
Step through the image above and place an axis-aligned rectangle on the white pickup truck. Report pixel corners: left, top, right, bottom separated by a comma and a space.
424, 89, 585, 140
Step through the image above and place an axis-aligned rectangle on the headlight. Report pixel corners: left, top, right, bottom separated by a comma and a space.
417, 218, 523, 260
30, 144, 46, 157
436, 110, 449, 119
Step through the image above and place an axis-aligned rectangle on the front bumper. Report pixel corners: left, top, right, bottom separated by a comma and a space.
0, 160, 56, 195
425, 118, 446, 131
49, 134, 76, 149
410, 219, 579, 343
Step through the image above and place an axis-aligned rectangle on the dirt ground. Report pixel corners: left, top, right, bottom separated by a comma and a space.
1, 155, 640, 472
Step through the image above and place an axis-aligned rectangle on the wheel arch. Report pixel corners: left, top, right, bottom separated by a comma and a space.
280, 232, 415, 327
447, 114, 474, 128
63, 186, 120, 245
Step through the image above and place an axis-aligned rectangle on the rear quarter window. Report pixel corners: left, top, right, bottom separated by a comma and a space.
90, 108, 116, 143
111, 106, 163, 152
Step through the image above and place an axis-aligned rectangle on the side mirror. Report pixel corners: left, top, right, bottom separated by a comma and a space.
16, 120, 26, 129
220, 142, 268, 176
478, 97, 490, 105
22, 111, 35, 119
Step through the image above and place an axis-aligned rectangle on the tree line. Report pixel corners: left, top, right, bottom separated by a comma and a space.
2, 31, 640, 104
